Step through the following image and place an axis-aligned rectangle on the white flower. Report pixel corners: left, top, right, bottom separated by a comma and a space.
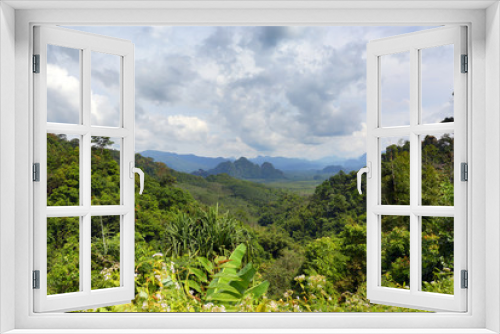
294, 275, 306, 282
202, 302, 214, 311
212, 305, 226, 312
152, 253, 163, 257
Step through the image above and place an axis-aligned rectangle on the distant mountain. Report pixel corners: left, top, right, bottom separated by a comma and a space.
249, 156, 323, 171
196, 157, 285, 180
141, 149, 367, 175
342, 153, 367, 171
321, 165, 344, 174
141, 150, 229, 173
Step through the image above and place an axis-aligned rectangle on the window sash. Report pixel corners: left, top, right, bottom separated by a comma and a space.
366, 26, 467, 312
33, 25, 136, 313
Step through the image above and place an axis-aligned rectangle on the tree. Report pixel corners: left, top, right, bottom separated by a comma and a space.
91, 136, 114, 154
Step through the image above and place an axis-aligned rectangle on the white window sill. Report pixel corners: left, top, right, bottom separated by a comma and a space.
5, 328, 495, 334
3, 329, 498, 334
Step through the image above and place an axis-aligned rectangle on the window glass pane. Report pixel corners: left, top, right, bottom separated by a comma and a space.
381, 215, 410, 289
47, 45, 80, 124
421, 133, 454, 206
47, 133, 80, 206
91, 137, 120, 205
380, 52, 410, 127
421, 45, 454, 124
381, 137, 410, 205
91, 215, 121, 290
91, 52, 121, 127
47, 217, 80, 295
421, 217, 454, 295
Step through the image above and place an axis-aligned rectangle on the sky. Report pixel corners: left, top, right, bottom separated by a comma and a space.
47, 26, 454, 160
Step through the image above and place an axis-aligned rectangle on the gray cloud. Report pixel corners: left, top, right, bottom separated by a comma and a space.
92, 68, 119, 88
245, 26, 302, 51
207, 39, 366, 153
136, 54, 197, 105
47, 44, 79, 65
47, 87, 80, 124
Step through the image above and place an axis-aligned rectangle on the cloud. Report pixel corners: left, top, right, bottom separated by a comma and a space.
135, 108, 210, 153
136, 54, 197, 105
57, 25, 440, 159
47, 64, 80, 124
90, 91, 120, 127
208, 39, 366, 153
92, 68, 120, 88
47, 44, 79, 67
251, 26, 302, 50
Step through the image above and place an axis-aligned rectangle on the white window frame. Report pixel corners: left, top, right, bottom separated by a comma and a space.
1, 2, 499, 333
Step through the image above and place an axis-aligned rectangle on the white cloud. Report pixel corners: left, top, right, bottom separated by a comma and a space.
91, 92, 120, 127
46, 64, 80, 124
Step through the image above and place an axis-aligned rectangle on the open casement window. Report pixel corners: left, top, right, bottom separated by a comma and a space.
33, 26, 139, 312
364, 26, 467, 312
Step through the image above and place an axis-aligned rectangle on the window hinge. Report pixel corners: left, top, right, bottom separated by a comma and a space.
33, 163, 40, 182
33, 270, 40, 289
461, 54, 468, 73
461, 270, 468, 289
33, 54, 40, 73
461, 162, 468, 181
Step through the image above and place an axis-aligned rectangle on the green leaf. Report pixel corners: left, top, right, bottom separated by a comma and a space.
189, 267, 207, 282
212, 283, 242, 297
219, 261, 239, 269
213, 272, 242, 281
237, 263, 255, 282
197, 257, 213, 274
245, 281, 269, 299
186, 279, 202, 293
228, 244, 246, 268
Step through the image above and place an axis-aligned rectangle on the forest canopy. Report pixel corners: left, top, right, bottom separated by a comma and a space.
46, 131, 454, 312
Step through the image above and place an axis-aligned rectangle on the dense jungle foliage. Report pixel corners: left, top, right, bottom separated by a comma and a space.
46, 130, 454, 312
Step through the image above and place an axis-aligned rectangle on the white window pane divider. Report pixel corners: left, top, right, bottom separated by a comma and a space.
372, 123, 455, 137
372, 205, 454, 217
46, 123, 131, 137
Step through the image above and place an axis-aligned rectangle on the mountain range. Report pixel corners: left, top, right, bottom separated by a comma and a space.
140, 150, 366, 175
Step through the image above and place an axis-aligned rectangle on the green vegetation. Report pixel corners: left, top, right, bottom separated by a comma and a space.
46, 132, 454, 312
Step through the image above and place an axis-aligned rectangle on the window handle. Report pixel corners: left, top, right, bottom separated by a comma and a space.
357, 162, 371, 195
129, 162, 144, 195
